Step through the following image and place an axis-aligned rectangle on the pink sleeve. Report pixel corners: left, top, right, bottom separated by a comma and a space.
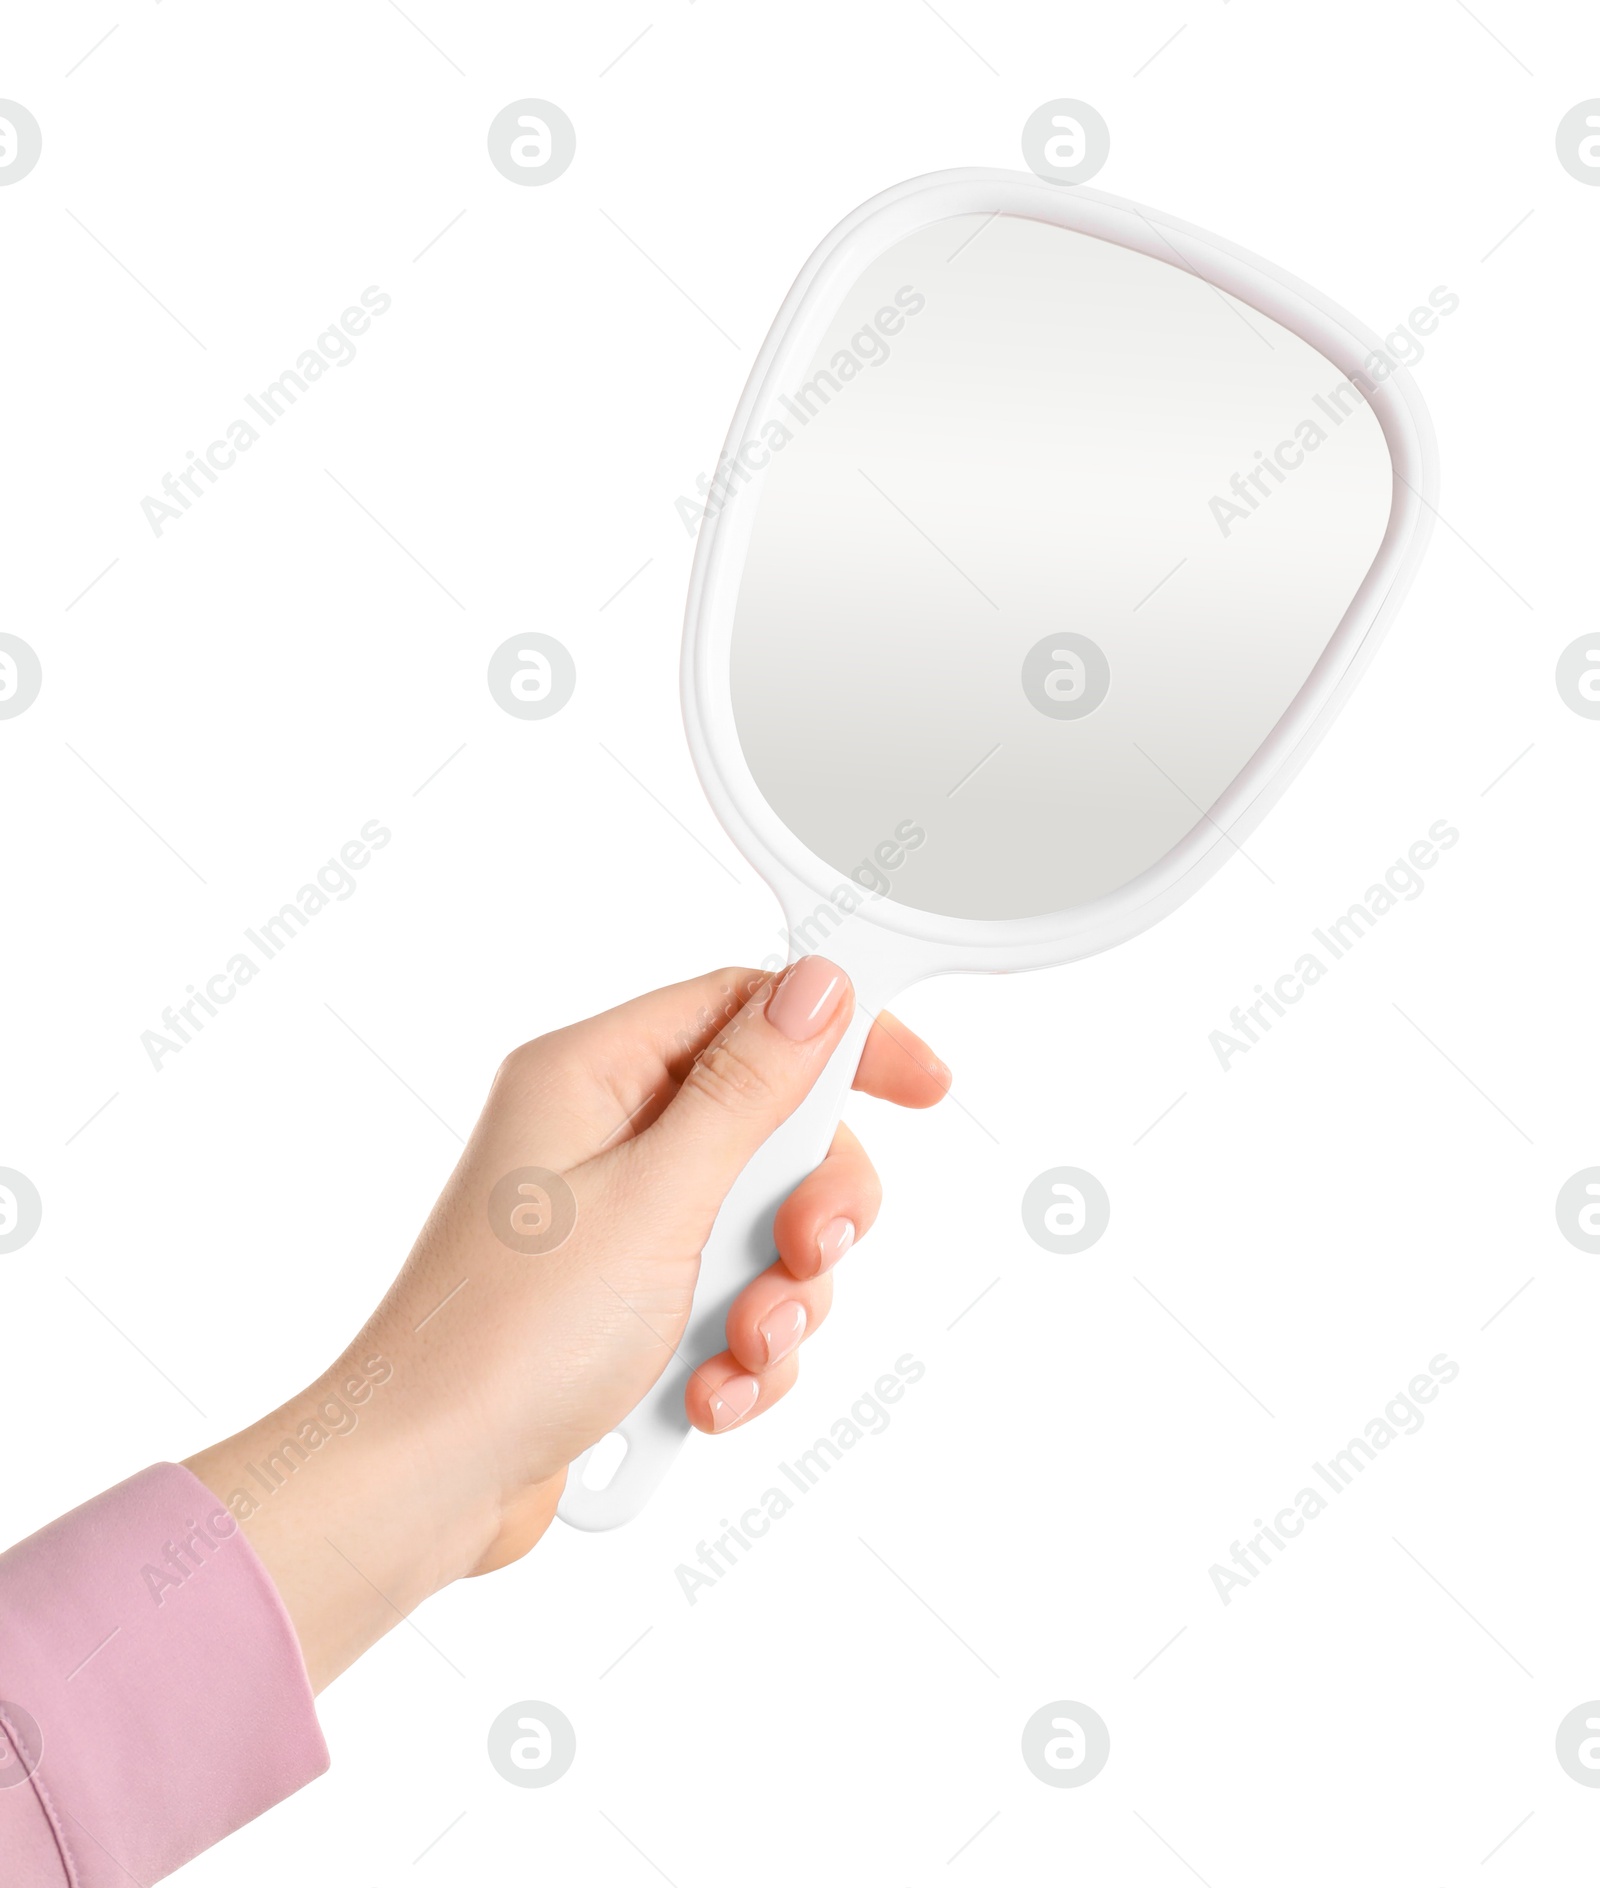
0, 1462, 328, 1886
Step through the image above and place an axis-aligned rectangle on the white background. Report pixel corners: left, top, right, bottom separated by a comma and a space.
2, 2, 1597, 1882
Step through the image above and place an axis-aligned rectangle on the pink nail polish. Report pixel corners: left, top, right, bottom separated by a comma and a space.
759, 1301, 807, 1366
708, 1374, 760, 1431
816, 1217, 856, 1273
766, 957, 848, 1041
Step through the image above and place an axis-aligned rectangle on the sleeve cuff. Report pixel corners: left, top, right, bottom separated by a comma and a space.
0, 1461, 328, 1886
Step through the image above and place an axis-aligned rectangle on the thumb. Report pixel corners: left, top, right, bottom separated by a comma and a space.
637, 956, 853, 1199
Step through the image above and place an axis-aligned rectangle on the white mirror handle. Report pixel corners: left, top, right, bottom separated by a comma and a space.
558, 996, 880, 1530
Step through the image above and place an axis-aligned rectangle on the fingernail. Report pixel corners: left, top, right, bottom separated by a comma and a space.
708, 1374, 760, 1431
759, 1300, 807, 1366
816, 1217, 856, 1273
766, 956, 848, 1042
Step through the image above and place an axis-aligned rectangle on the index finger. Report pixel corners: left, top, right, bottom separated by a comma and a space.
855, 1009, 951, 1108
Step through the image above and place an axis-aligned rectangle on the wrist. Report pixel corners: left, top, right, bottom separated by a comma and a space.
185, 1351, 503, 1691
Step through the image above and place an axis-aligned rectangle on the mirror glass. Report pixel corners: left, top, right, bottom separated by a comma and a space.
729, 212, 1394, 921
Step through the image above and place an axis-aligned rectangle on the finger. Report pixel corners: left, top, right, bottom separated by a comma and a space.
686, 1349, 801, 1434
724, 1264, 835, 1374
487, 966, 768, 1159
772, 1121, 881, 1282
631, 957, 854, 1200
579, 965, 768, 1079
549, 964, 769, 1115
854, 1010, 951, 1109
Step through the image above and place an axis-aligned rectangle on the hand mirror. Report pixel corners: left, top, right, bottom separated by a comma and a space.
560, 168, 1437, 1528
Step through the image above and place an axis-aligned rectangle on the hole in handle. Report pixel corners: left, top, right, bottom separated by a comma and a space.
580, 1430, 629, 1492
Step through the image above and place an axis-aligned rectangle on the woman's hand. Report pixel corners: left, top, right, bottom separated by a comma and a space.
186, 960, 948, 1689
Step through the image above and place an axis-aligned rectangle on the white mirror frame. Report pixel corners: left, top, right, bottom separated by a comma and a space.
682, 167, 1440, 984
